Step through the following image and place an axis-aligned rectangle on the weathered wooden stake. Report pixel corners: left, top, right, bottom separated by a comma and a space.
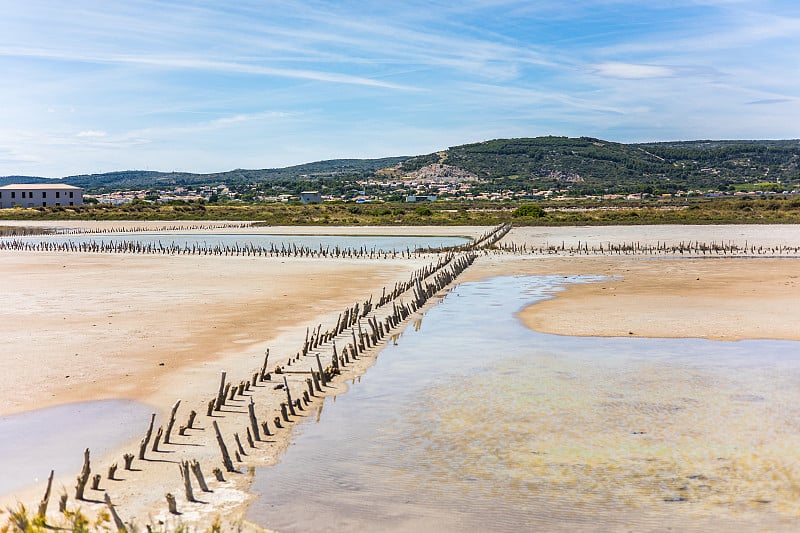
191, 460, 211, 492
58, 493, 67, 513
212, 420, 236, 473
274, 416, 283, 429
261, 420, 272, 436
104, 493, 128, 533
108, 463, 118, 480
215, 371, 227, 411
164, 399, 181, 444
37, 469, 54, 519
123, 453, 135, 470
75, 448, 91, 500
166, 493, 178, 514
315, 353, 326, 386
246, 427, 255, 448
212, 467, 225, 482
283, 376, 297, 416
260, 349, 270, 381
91, 474, 101, 491
138, 413, 156, 460
234, 433, 247, 456
247, 397, 261, 441
151, 426, 164, 452
179, 460, 196, 502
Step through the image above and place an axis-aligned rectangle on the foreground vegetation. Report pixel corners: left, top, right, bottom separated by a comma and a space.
1, 196, 800, 226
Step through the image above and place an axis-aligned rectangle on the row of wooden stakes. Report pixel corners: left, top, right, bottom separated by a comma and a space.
30, 224, 506, 528
0, 238, 438, 259
495, 239, 800, 256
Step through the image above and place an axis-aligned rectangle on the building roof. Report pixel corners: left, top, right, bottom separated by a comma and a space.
0, 183, 83, 190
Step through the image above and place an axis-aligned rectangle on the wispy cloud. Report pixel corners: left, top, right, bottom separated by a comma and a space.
1, 0, 799, 176
591, 62, 678, 79
76, 130, 108, 138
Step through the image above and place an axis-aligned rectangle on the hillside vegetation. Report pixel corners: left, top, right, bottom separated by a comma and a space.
399, 137, 800, 195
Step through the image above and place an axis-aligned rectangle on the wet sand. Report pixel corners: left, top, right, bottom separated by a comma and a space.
1, 223, 799, 530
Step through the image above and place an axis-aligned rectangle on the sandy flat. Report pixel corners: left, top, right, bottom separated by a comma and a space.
472, 225, 800, 341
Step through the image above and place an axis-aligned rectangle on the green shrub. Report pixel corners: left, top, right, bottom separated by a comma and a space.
512, 204, 545, 218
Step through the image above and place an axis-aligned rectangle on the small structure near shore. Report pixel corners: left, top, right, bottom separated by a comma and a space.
299, 191, 322, 204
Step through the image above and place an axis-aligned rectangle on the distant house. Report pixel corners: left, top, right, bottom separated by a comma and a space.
405, 195, 437, 202
0, 184, 84, 209
299, 191, 322, 204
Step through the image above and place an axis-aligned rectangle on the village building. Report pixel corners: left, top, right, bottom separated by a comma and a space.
299, 191, 322, 204
0, 183, 84, 208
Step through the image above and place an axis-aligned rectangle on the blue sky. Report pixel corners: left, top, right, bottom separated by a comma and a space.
1, 0, 799, 177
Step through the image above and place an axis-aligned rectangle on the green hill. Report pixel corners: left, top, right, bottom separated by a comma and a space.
399, 137, 800, 194
2, 157, 409, 192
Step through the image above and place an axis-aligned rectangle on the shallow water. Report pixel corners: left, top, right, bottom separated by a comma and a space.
0, 400, 152, 496
0, 233, 470, 253
247, 275, 800, 532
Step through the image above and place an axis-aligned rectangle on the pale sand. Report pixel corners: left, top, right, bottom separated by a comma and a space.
1, 223, 799, 530
482, 225, 800, 341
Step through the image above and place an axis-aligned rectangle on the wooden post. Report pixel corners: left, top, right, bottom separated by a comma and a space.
212, 467, 225, 482
179, 460, 196, 502
138, 413, 156, 460
58, 493, 67, 513
36, 469, 54, 519
248, 397, 261, 441
212, 420, 236, 473
215, 371, 227, 411
91, 474, 101, 491
261, 420, 272, 437
123, 453, 134, 470
312, 369, 322, 393
246, 427, 255, 448
165, 399, 181, 444
166, 493, 178, 514
152, 426, 164, 452
315, 353, 326, 387
234, 433, 247, 456
108, 463, 118, 480
104, 494, 128, 533
283, 376, 297, 416
191, 460, 211, 492
207, 398, 215, 416
75, 448, 91, 500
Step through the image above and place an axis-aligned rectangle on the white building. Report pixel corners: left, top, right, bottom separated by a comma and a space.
0, 184, 84, 208
299, 191, 322, 204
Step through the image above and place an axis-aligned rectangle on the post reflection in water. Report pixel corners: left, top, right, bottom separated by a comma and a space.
247, 275, 800, 532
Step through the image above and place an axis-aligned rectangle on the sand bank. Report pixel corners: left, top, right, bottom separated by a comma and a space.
478, 225, 800, 341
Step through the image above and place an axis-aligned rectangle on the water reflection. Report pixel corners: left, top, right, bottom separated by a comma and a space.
247, 275, 800, 532
0, 400, 153, 496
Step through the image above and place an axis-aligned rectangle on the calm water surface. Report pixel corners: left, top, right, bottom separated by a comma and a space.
247, 275, 800, 532
0, 400, 152, 496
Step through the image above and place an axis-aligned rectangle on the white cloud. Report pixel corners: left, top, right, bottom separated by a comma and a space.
592, 62, 677, 79
77, 130, 108, 138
